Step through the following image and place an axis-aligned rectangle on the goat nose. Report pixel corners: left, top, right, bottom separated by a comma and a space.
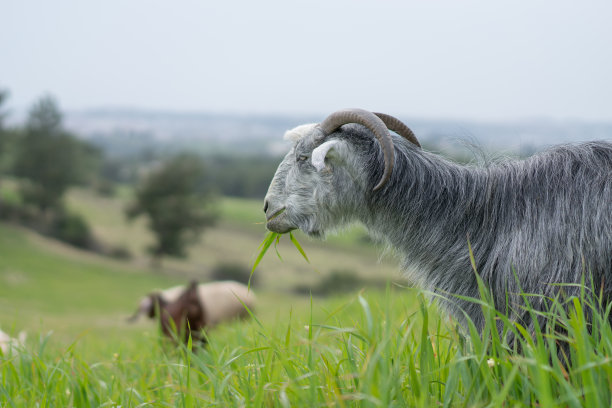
263, 200, 269, 214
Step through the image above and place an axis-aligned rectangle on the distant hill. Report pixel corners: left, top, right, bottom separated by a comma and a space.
63, 109, 612, 158
65, 109, 315, 157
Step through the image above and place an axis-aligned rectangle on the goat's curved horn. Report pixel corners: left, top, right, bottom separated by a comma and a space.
374, 112, 421, 148
318, 108, 395, 191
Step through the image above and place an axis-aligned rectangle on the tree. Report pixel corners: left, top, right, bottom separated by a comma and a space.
126, 153, 217, 262
0, 89, 15, 214
0, 88, 9, 131
12, 95, 100, 212
0, 89, 8, 167
0, 89, 12, 165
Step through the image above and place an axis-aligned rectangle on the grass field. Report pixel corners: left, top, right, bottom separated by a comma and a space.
1, 190, 612, 406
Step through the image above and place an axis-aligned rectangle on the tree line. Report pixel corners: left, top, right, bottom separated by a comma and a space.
0, 91, 244, 262
96, 141, 280, 199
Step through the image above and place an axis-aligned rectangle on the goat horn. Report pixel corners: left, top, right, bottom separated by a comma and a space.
373, 112, 421, 148
318, 108, 395, 191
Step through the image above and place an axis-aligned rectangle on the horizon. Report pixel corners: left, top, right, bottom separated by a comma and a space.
5, 103, 612, 127
62, 106, 612, 154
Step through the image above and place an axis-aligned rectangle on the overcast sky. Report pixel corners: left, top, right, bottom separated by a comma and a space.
1, 1, 611, 121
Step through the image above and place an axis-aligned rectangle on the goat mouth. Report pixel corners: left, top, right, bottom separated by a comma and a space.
265, 208, 297, 234
266, 207, 286, 222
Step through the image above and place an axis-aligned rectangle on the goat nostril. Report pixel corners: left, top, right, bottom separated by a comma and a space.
263, 201, 268, 214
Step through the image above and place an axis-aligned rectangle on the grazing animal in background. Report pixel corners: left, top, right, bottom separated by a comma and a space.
156, 280, 207, 343
129, 280, 256, 344
263, 108, 612, 332
0, 329, 26, 355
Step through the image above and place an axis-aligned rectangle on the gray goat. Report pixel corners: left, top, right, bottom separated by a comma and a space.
263, 108, 612, 331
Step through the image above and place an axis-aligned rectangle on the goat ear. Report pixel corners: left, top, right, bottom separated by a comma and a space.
311, 140, 342, 172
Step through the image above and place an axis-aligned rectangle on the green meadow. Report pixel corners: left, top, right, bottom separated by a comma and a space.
1, 189, 611, 407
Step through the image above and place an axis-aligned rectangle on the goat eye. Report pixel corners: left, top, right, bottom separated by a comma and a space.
297, 154, 309, 162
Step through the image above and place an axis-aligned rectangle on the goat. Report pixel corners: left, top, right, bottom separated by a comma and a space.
129, 280, 256, 344
263, 108, 612, 333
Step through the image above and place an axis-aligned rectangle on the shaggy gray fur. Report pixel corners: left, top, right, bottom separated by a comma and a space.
264, 123, 612, 330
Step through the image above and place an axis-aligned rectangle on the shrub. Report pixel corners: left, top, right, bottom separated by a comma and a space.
294, 269, 366, 296
293, 269, 402, 297
0, 200, 29, 222
107, 245, 132, 260
48, 210, 93, 249
210, 262, 256, 286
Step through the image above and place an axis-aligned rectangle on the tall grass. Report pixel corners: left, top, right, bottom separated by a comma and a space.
2, 284, 610, 407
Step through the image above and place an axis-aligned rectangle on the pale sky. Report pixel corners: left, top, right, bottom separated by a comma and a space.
1, 0, 611, 121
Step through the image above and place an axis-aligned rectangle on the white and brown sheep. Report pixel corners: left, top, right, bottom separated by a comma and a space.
129, 280, 256, 344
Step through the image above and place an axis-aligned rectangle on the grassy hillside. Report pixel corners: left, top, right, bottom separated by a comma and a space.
0, 223, 176, 343
0, 221, 379, 355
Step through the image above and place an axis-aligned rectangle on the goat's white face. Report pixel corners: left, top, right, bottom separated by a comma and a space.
263, 124, 366, 238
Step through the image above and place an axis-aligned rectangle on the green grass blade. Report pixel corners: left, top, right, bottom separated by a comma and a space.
289, 231, 310, 263
251, 231, 279, 275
